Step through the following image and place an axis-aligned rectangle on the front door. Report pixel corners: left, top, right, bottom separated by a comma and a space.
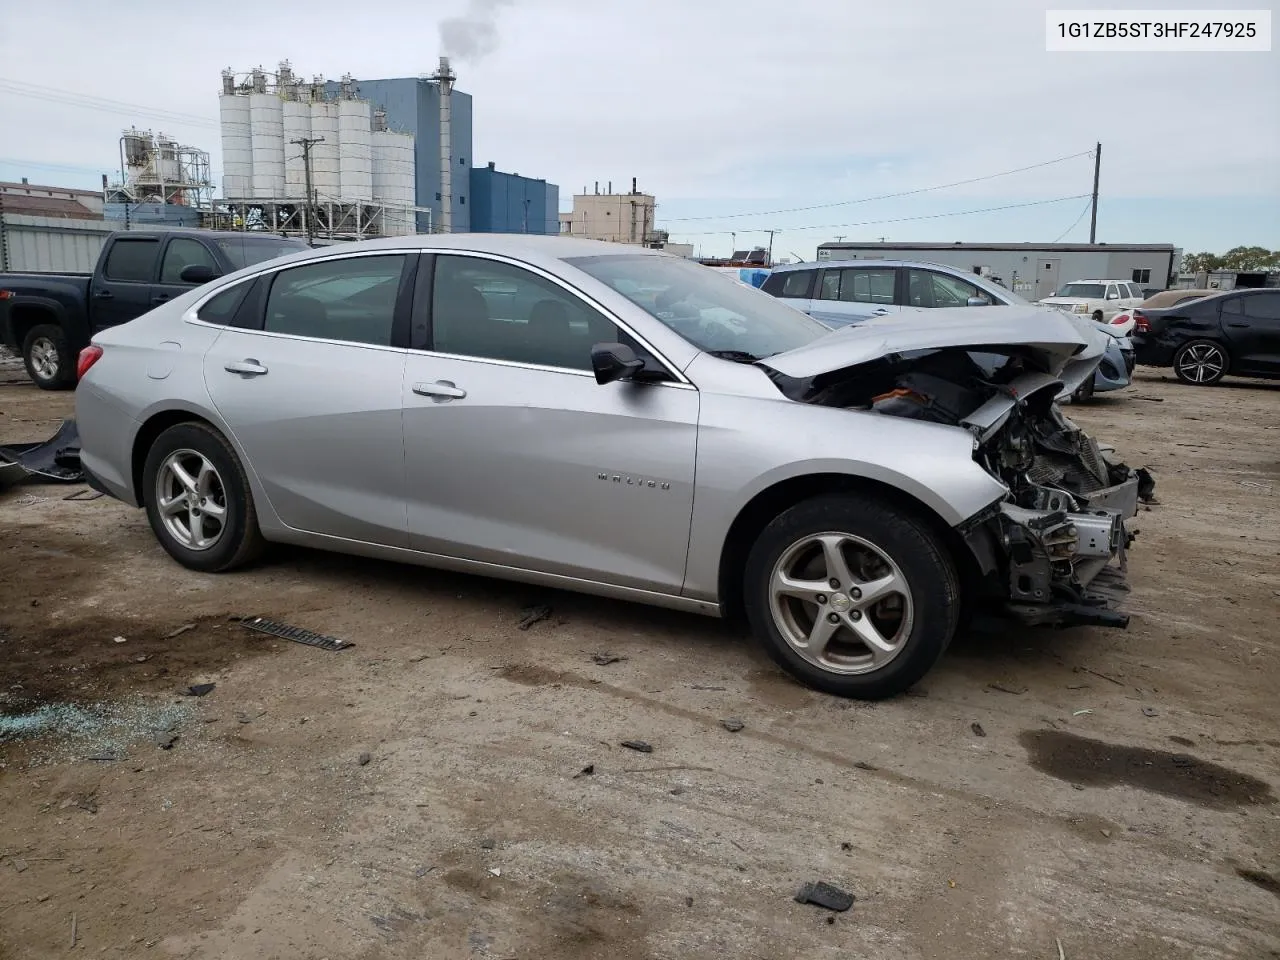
401, 252, 699, 595
1036, 259, 1060, 300
808, 266, 899, 327
91, 236, 162, 331
202, 252, 412, 545
151, 236, 222, 309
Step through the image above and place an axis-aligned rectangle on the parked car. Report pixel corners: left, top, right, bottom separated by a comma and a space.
1037, 280, 1145, 323
0, 230, 308, 389
1131, 288, 1280, 385
74, 236, 1149, 700
761, 259, 1132, 401
1106, 290, 1216, 341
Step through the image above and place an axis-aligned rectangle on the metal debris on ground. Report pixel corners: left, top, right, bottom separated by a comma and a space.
1142, 706, 1159, 717
852, 761, 877, 771
238, 616, 353, 651
620, 740, 653, 753
988, 682, 1027, 695
164, 623, 197, 640
414, 865, 434, 878
1072, 709, 1093, 717
358, 752, 372, 766
112, 636, 128, 644
156, 731, 179, 750
794, 881, 855, 912
62, 489, 104, 501
517, 604, 552, 630
572, 764, 595, 778
591, 652, 626, 665
721, 718, 745, 733
184, 683, 216, 697
690, 684, 726, 691
970, 722, 987, 737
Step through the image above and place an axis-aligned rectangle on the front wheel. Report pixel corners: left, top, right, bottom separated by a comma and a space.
21, 324, 76, 390
743, 494, 960, 699
1174, 339, 1228, 385
1072, 374, 1096, 403
142, 422, 265, 573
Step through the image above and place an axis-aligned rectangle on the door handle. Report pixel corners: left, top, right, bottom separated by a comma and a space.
94, 290, 113, 300
413, 380, 466, 400
224, 359, 268, 376
1226, 322, 1248, 328
151, 294, 170, 305
872, 308, 889, 316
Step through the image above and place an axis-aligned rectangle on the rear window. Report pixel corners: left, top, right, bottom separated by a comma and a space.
197, 282, 252, 325
104, 239, 160, 282
762, 269, 815, 299
214, 237, 310, 270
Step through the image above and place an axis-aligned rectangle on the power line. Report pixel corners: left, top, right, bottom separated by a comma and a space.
1053, 198, 1094, 243
665, 193, 1095, 235
0, 78, 217, 128
662, 149, 1095, 223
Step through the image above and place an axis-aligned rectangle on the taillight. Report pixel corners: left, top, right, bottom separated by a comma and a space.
1110, 312, 1129, 325
0, 290, 14, 300
77, 345, 103, 380
1133, 311, 1150, 334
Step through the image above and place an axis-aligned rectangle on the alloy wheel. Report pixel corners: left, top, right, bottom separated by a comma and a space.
767, 531, 915, 675
155, 449, 228, 551
1177, 343, 1225, 384
28, 337, 59, 381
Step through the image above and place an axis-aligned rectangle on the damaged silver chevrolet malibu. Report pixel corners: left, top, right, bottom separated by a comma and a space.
73, 236, 1150, 699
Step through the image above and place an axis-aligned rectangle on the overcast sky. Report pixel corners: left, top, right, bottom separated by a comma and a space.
0, 0, 1275, 258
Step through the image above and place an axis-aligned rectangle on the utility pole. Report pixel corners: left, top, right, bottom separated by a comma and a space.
765, 229, 777, 266
1089, 141, 1101, 243
834, 235, 846, 243
0, 190, 8, 271
292, 136, 324, 245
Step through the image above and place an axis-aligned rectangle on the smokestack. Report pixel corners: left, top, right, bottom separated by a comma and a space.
607, 181, 612, 194
434, 56, 456, 233
594, 181, 599, 195
631, 177, 637, 195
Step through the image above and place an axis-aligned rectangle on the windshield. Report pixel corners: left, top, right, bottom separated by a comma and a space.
565, 254, 830, 359
1054, 283, 1106, 299
215, 237, 310, 270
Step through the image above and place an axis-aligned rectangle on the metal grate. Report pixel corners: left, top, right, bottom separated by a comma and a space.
237, 616, 353, 652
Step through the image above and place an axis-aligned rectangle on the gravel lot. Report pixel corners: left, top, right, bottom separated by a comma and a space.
1, 368, 1277, 960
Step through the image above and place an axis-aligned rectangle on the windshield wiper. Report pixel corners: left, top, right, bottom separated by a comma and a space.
706, 349, 760, 363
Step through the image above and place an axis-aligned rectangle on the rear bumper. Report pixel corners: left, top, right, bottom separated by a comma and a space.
1132, 336, 1177, 367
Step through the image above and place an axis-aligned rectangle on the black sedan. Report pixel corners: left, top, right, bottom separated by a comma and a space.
1131, 289, 1280, 386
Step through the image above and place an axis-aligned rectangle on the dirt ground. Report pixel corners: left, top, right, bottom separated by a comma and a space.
1, 362, 1277, 960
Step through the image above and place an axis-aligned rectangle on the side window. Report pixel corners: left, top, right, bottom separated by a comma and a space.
1105, 284, 1121, 300
103, 239, 160, 282
779, 269, 815, 298
929, 272, 988, 307
1222, 297, 1243, 315
432, 255, 622, 371
263, 255, 406, 346
839, 268, 894, 304
1242, 294, 1280, 321
160, 239, 220, 284
1131, 269, 1151, 285
196, 283, 251, 325
818, 270, 841, 301
1126, 283, 1143, 299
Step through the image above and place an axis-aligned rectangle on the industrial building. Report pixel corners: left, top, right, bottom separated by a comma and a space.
0, 179, 104, 219
103, 127, 213, 227
216, 58, 561, 239
814, 241, 1181, 299
469, 163, 558, 235
559, 180, 657, 244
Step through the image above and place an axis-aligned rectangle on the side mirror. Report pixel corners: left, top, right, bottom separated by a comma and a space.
1105, 292, 1119, 300
591, 342, 645, 384
180, 264, 219, 284
966, 296, 990, 307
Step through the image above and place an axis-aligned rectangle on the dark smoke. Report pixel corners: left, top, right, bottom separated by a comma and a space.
439, 0, 513, 63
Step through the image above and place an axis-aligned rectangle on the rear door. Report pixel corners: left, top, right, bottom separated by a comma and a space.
90, 236, 161, 330
201, 251, 413, 545
808, 266, 899, 327
1222, 292, 1280, 376
760, 267, 818, 316
151, 236, 222, 309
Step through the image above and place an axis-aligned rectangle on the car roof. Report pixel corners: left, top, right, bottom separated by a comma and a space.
1062, 279, 1131, 285
773, 259, 985, 273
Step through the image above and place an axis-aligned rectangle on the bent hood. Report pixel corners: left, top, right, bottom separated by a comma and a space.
759, 305, 1095, 381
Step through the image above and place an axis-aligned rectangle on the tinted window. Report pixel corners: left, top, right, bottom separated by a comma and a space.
160, 238, 219, 284
908, 270, 989, 308
264, 255, 405, 346
1242, 293, 1280, 321
818, 268, 894, 304
1222, 297, 1243, 315
197, 283, 251, 325
818, 270, 841, 301
1057, 283, 1106, 298
432, 255, 616, 370
215, 237, 310, 270
104, 239, 159, 282
780, 270, 815, 298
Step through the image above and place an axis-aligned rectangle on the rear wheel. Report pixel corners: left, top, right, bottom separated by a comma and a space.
1092, 310, 1104, 323
743, 494, 959, 699
1173, 339, 1228, 386
21, 324, 75, 390
142, 422, 265, 573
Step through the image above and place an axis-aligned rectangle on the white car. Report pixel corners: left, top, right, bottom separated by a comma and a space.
1039, 280, 1145, 332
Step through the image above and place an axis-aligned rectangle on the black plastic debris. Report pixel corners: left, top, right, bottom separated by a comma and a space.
971, 722, 987, 737
1136, 467, 1157, 504
156, 732, 179, 750
62, 489, 104, 502
573, 764, 595, 778
591, 652, 626, 665
0, 419, 83, 487
620, 740, 653, 753
238, 616, 353, 651
184, 683, 216, 697
517, 605, 552, 630
721, 718, 745, 733
357, 752, 372, 766
794, 881, 855, 912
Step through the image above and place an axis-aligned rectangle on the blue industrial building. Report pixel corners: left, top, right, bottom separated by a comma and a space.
469, 163, 559, 235
329, 74, 475, 234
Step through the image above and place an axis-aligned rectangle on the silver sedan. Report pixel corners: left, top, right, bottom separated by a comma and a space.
74, 235, 1147, 699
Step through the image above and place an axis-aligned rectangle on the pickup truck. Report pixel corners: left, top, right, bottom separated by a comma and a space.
0, 229, 309, 389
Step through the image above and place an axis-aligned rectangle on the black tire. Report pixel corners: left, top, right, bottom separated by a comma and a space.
1072, 374, 1096, 403
1092, 310, 1104, 323
1173, 339, 1228, 386
142, 422, 265, 573
21, 323, 76, 390
743, 494, 960, 700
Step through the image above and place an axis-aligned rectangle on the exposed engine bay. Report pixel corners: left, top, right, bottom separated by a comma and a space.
767, 345, 1155, 629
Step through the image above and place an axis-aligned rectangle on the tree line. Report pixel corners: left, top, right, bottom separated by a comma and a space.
1180, 246, 1279, 274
